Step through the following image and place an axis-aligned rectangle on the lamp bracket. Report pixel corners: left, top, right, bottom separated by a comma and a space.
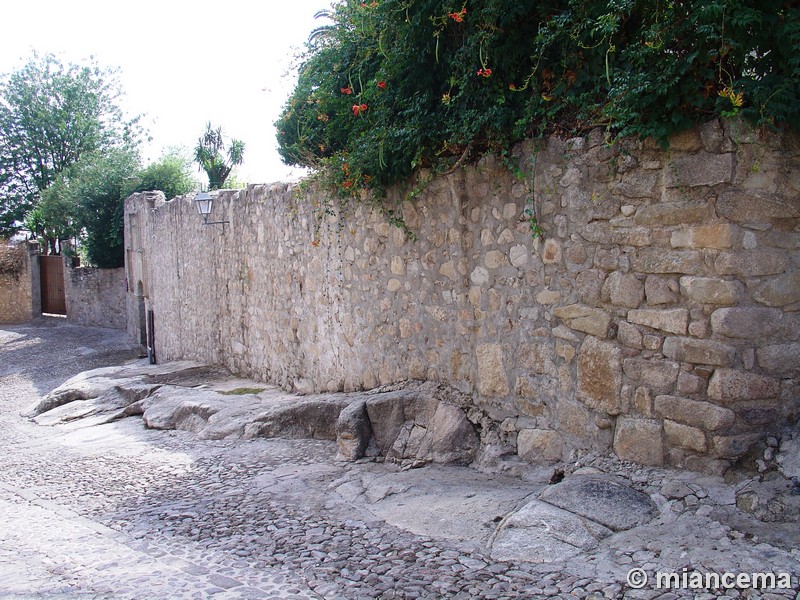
202, 218, 229, 233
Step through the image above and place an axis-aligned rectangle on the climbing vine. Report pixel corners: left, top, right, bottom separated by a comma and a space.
276, 0, 799, 211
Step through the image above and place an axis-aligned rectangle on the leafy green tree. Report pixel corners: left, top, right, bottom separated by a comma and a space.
67, 148, 140, 268
193, 123, 245, 190
0, 53, 139, 236
277, 0, 799, 198
39, 148, 198, 268
24, 178, 80, 255
134, 149, 197, 200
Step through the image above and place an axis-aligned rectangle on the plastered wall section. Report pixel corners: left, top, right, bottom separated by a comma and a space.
125, 120, 800, 473
64, 266, 126, 330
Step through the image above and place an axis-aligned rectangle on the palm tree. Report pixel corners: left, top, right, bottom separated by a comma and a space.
193, 123, 245, 190
307, 9, 336, 47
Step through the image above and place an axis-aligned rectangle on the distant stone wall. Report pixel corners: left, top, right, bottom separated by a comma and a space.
0, 242, 39, 324
125, 119, 800, 473
0, 243, 124, 328
65, 266, 126, 330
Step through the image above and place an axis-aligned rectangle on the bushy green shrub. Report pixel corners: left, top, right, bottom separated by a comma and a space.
134, 150, 197, 200
276, 0, 799, 197
36, 149, 196, 268
72, 149, 140, 268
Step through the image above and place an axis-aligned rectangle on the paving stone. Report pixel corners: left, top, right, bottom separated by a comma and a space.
538, 475, 658, 531
489, 500, 613, 563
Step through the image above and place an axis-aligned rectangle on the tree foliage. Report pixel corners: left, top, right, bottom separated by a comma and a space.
0, 53, 138, 235
24, 178, 80, 255
35, 150, 198, 267
66, 148, 140, 268
193, 123, 245, 190
134, 149, 197, 200
276, 0, 799, 197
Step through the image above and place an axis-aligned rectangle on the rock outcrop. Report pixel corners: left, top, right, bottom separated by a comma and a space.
27, 362, 480, 466
337, 384, 479, 464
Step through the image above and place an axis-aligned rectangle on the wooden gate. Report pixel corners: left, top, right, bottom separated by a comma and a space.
39, 255, 66, 315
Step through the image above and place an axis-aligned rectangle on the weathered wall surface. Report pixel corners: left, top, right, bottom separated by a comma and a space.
65, 266, 126, 330
126, 119, 800, 473
0, 242, 39, 324
1, 241, 125, 329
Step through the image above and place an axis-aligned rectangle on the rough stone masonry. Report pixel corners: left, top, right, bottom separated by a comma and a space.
124, 118, 800, 475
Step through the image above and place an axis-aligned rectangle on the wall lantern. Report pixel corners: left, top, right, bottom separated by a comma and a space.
194, 191, 229, 232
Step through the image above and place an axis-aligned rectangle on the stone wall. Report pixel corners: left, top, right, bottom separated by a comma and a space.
0, 242, 39, 324
65, 266, 127, 330
0, 241, 125, 329
125, 119, 800, 473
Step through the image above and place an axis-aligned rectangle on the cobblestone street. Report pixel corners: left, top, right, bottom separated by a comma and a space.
0, 321, 595, 599
1, 321, 798, 599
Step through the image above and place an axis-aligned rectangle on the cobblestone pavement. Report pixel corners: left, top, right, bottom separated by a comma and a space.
1, 320, 798, 600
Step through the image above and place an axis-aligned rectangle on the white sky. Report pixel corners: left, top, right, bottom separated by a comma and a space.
0, 0, 328, 185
